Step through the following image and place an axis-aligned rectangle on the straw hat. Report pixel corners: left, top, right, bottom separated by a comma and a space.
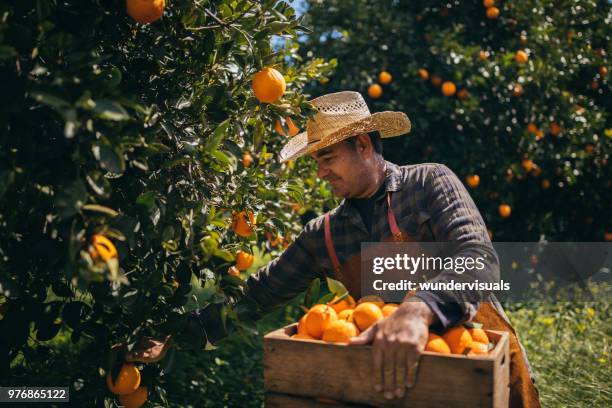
279, 91, 411, 162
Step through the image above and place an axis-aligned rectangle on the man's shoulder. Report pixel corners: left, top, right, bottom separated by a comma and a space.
389, 161, 456, 187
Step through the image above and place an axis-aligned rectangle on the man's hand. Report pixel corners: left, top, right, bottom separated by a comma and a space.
125, 335, 172, 363
349, 301, 434, 400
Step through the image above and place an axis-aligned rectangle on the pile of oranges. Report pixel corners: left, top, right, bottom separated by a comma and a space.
291, 296, 398, 344
426, 324, 493, 356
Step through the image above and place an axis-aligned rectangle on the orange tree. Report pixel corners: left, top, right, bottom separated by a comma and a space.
0, 0, 335, 405
300, 0, 610, 241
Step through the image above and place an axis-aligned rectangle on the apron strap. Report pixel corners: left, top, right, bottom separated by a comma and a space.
324, 212, 342, 276
386, 191, 402, 241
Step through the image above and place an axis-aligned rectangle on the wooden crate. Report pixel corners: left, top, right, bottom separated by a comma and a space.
264, 324, 510, 407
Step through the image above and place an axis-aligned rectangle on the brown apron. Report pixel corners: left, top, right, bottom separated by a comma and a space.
323, 192, 541, 408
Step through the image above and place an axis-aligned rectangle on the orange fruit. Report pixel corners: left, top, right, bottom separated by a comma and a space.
228, 266, 240, 277
425, 333, 451, 354
441, 81, 456, 96
515, 50, 529, 63
527, 123, 538, 134
418, 68, 429, 80
549, 122, 562, 136
512, 83, 524, 97
357, 296, 384, 309
291, 332, 314, 340
252, 67, 286, 103
231, 210, 256, 237
599, 66, 608, 76
483, 0, 495, 8
466, 174, 480, 188
591, 80, 599, 90
442, 326, 473, 354
498, 204, 512, 218
541, 179, 551, 190
107, 364, 141, 395
467, 327, 489, 344
353, 302, 383, 331
457, 89, 469, 100
585, 144, 594, 153
265, 231, 282, 247
378, 71, 392, 84
381, 304, 399, 317
274, 117, 299, 137
367, 84, 382, 98
322, 320, 358, 344
89, 234, 118, 262
531, 165, 542, 177
604, 232, 612, 242
118, 386, 148, 408
126, 0, 165, 24
521, 159, 534, 172
327, 294, 356, 314
535, 130, 545, 140
430, 75, 442, 86
242, 152, 252, 167
297, 314, 308, 334
305, 304, 338, 339
468, 341, 489, 356
479, 50, 489, 60
486, 6, 500, 19
235, 251, 254, 270
337, 309, 355, 323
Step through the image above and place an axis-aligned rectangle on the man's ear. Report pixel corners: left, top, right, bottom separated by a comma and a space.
355, 133, 373, 157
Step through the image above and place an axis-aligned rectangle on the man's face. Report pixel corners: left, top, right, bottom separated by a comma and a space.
309, 134, 371, 198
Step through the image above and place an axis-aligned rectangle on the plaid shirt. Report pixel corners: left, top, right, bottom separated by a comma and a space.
243, 160, 501, 329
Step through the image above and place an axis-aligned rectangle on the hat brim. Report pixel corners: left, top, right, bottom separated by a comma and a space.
279, 111, 411, 163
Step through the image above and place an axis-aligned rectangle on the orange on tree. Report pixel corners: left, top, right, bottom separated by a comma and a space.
126, 0, 165, 24
515, 50, 529, 63
479, 50, 489, 60
89, 234, 118, 262
521, 159, 534, 172
118, 386, 148, 408
235, 250, 254, 270
378, 71, 392, 84
337, 309, 355, 323
231, 210, 256, 237
535, 130, 545, 140
466, 174, 480, 188
274, 117, 299, 137
252, 67, 286, 103
242, 152, 252, 167
322, 320, 358, 344
228, 266, 240, 277
541, 179, 551, 190
381, 303, 399, 317
353, 302, 383, 331
418, 68, 429, 80
265, 231, 282, 247
585, 144, 594, 153
327, 294, 356, 314
305, 304, 338, 339
107, 364, 141, 395
467, 327, 489, 344
425, 333, 451, 354
486, 6, 500, 19
441, 81, 456, 96
512, 83, 524, 97
599, 66, 608, 76
498, 204, 512, 218
483, 0, 495, 8
430, 75, 442, 86
604, 232, 612, 242
442, 326, 473, 354
549, 122, 562, 136
527, 123, 538, 134
457, 89, 469, 100
367, 83, 382, 98
468, 341, 490, 356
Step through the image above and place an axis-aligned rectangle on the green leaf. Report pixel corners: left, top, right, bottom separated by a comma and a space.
136, 191, 156, 210
303, 278, 321, 309
92, 145, 125, 174
205, 119, 231, 152
82, 204, 119, 217
92, 99, 130, 121
463, 321, 483, 329
31, 90, 70, 109
326, 277, 348, 296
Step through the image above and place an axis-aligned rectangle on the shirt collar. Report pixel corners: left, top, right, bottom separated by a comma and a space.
336, 160, 404, 218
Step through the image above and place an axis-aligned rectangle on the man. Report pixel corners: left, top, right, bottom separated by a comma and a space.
130, 91, 540, 407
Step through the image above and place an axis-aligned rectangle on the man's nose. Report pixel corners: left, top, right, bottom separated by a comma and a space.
316, 164, 327, 179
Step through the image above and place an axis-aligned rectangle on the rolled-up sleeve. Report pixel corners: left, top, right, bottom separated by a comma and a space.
413, 164, 500, 330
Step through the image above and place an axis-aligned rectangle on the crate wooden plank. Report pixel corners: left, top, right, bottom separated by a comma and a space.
266, 392, 371, 407
264, 324, 509, 408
